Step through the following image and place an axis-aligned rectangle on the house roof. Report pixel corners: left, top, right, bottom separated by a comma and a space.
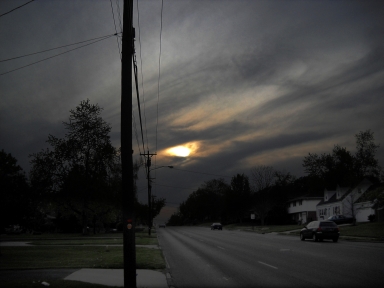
317, 193, 338, 206
288, 194, 323, 202
317, 179, 378, 207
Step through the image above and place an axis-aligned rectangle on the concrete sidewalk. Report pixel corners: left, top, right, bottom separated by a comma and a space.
64, 268, 168, 287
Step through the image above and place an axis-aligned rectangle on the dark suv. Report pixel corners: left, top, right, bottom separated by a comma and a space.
300, 221, 339, 242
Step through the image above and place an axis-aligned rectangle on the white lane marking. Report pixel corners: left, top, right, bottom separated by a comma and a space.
258, 261, 278, 269
217, 246, 225, 250
223, 277, 229, 281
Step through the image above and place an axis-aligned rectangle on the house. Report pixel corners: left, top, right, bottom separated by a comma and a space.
287, 194, 323, 224
316, 178, 375, 223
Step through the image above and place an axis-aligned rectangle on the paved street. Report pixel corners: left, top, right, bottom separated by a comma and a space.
157, 226, 384, 288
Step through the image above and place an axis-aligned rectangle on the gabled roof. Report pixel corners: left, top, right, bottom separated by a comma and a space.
317, 179, 377, 207
317, 193, 338, 206
288, 194, 323, 202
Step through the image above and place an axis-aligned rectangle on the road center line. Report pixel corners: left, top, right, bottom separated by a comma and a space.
258, 261, 278, 269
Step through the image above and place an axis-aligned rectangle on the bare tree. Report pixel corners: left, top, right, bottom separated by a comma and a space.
251, 165, 275, 192
250, 165, 276, 225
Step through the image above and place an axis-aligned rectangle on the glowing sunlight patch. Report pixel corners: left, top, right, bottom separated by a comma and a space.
165, 142, 200, 157
167, 146, 191, 157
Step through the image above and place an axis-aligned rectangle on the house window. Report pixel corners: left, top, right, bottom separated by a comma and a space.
293, 202, 296, 207
299, 200, 302, 205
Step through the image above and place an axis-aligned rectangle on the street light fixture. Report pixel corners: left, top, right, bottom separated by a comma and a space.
147, 165, 173, 236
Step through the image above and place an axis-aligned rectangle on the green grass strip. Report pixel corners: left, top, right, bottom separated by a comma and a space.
0, 246, 165, 270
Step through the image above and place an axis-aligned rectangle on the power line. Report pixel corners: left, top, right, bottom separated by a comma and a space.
0, 34, 117, 76
136, 0, 149, 151
153, 0, 164, 184
109, 0, 122, 59
0, 33, 120, 63
0, 0, 34, 18
155, 0, 164, 154
116, 0, 123, 32
133, 44, 146, 154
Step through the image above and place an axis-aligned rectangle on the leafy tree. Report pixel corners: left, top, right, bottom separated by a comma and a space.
0, 150, 49, 232
29, 99, 120, 234
0, 150, 36, 232
177, 178, 229, 224
135, 197, 166, 226
355, 130, 381, 179
302, 130, 381, 188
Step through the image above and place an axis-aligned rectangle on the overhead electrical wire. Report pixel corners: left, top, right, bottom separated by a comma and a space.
155, 0, 164, 155
115, 0, 123, 61
0, 0, 34, 18
133, 44, 146, 155
136, 0, 149, 151
109, 0, 122, 59
132, 112, 142, 157
0, 33, 120, 63
152, 0, 164, 195
0, 33, 119, 76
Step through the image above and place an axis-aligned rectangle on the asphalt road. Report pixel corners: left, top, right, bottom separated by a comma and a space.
157, 226, 384, 288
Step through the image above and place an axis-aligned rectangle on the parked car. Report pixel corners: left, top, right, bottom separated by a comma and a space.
159, 224, 166, 228
211, 223, 222, 230
327, 215, 355, 225
300, 221, 339, 242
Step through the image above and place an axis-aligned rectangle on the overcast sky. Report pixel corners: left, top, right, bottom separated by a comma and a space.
1, 0, 383, 224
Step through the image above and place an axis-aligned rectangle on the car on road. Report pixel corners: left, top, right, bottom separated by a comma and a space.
327, 215, 355, 225
300, 221, 339, 242
159, 224, 166, 228
211, 223, 222, 230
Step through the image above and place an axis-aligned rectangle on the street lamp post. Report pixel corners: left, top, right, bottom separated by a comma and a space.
147, 165, 173, 236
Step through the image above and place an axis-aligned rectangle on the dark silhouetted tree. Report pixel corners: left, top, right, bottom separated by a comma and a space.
30, 99, 120, 234
0, 150, 45, 232
303, 130, 381, 189
225, 174, 251, 223
250, 165, 276, 225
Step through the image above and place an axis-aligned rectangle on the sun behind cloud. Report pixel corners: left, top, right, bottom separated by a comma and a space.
164, 142, 200, 157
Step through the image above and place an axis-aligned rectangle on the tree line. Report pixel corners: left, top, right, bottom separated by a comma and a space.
1, 99, 164, 234
167, 130, 382, 226
1, 99, 382, 232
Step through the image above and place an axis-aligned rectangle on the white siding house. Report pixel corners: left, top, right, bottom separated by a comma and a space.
316, 179, 375, 222
287, 196, 323, 224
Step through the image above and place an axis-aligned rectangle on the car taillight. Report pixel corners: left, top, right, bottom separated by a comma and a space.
317, 227, 322, 232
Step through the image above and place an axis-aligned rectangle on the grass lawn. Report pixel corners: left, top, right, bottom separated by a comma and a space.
0, 246, 165, 270
29, 236, 157, 246
224, 223, 302, 233
338, 221, 384, 239
0, 279, 121, 288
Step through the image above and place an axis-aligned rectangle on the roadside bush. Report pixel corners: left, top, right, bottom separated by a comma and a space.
368, 214, 376, 222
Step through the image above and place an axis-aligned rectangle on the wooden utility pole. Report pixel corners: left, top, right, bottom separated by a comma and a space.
121, 0, 135, 287
141, 151, 157, 236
